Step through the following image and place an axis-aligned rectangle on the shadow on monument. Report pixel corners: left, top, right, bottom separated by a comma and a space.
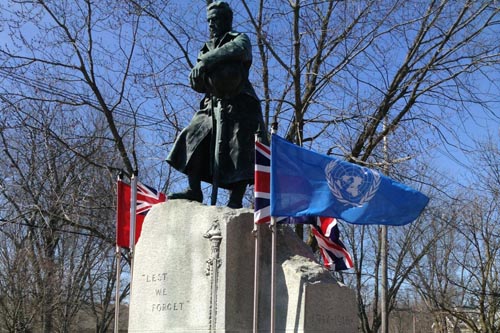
253, 235, 289, 331
224, 211, 289, 331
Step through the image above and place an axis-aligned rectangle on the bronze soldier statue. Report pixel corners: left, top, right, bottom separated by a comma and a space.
167, 1, 268, 208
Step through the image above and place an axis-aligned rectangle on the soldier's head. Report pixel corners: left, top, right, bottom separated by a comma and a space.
207, 2, 233, 38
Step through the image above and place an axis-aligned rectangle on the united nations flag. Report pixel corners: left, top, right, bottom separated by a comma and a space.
270, 135, 429, 226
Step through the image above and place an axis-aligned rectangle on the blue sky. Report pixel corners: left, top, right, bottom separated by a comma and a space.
1, 0, 498, 196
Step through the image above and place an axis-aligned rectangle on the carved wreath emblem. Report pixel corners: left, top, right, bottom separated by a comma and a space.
325, 160, 381, 207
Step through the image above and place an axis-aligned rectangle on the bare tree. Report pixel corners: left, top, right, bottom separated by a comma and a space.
0, 1, 197, 330
239, 0, 499, 159
410, 137, 500, 333
0, 96, 121, 332
0, 0, 176, 179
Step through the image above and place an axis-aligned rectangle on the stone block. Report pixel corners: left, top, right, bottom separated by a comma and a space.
128, 200, 357, 332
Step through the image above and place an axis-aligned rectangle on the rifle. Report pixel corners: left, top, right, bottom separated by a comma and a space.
210, 96, 223, 206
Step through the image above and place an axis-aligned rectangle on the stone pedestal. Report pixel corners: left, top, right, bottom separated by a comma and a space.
128, 200, 357, 332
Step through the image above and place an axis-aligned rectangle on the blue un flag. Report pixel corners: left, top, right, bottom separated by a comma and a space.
270, 135, 429, 226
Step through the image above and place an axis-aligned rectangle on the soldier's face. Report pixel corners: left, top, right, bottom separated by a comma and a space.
207, 11, 229, 38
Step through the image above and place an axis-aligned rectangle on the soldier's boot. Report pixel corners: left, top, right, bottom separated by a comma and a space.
168, 174, 203, 203
227, 181, 247, 209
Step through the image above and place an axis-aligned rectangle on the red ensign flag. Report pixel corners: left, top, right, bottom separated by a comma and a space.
116, 180, 166, 248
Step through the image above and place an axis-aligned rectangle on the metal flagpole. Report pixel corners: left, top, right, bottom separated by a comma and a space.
114, 174, 122, 333
252, 222, 260, 333
270, 216, 277, 333
269, 124, 278, 333
381, 225, 388, 333
253, 134, 261, 333
114, 245, 122, 333
381, 122, 389, 333
129, 172, 138, 287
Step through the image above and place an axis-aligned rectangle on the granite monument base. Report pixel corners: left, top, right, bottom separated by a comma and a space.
128, 200, 357, 332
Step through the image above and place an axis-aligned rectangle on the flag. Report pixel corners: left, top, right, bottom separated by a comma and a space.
283, 216, 353, 271
255, 140, 288, 224
254, 140, 353, 271
254, 140, 272, 224
116, 180, 166, 248
270, 134, 429, 226
312, 217, 353, 271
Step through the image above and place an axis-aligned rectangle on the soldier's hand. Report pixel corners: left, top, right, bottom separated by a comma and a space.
190, 61, 207, 92
190, 61, 206, 81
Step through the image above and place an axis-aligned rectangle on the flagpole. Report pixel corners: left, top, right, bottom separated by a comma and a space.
381, 122, 389, 333
381, 225, 388, 333
252, 222, 260, 333
129, 172, 138, 287
253, 135, 261, 333
269, 124, 277, 333
114, 174, 122, 333
114, 245, 121, 333
270, 216, 277, 333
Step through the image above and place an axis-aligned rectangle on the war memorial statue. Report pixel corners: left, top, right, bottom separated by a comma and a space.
129, 3, 359, 332
166, 1, 268, 208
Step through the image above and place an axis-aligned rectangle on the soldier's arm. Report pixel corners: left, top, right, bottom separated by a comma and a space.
198, 33, 252, 71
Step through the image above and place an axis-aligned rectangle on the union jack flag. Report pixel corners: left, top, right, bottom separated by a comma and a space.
136, 182, 167, 216
254, 140, 353, 271
254, 140, 272, 224
311, 217, 354, 271
116, 180, 166, 248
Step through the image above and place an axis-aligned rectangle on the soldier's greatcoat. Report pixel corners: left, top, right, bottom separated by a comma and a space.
167, 31, 268, 189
